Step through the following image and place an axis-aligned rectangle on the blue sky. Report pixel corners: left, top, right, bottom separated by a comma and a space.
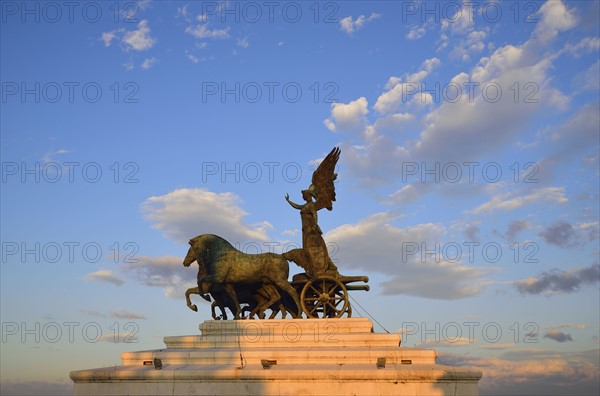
1, 1, 599, 394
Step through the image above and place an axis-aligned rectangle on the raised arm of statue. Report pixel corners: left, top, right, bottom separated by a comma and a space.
285, 193, 303, 210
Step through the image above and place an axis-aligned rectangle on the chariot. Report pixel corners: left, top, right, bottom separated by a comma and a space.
291, 272, 369, 318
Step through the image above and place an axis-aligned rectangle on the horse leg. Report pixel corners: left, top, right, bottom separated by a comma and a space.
212, 292, 228, 320
210, 301, 220, 320
185, 287, 199, 312
260, 284, 281, 319
272, 279, 302, 319
224, 284, 242, 320
277, 303, 287, 319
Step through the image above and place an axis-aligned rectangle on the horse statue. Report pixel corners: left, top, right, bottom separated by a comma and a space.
183, 234, 301, 319
185, 280, 289, 320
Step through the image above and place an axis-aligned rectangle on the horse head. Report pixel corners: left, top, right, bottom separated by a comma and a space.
183, 238, 199, 267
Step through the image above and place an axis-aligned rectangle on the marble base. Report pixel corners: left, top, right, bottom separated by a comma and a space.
70, 318, 481, 395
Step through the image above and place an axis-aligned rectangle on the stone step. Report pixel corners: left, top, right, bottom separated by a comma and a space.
163, 332, 401, 349
71, 363, 482, 383
71, 319, 482, 396
199, 318, 374, 336
120, 347, 437, 366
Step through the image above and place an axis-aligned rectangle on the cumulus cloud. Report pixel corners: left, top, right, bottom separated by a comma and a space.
406, 25, 426, 40
101, 20, 155, 52
439, 349, 599, 394
539, 221, 578, 248
141, 57, 158, 69
122, 255, 195, 299
514, 264, 600, 295
141, 188, 271, 244
282, 229, 299, 237
339, 13, 381, 35
531, 1, 578, 45
323, 97, 369, 133
122, 20, 155, 51
324, 212, 492, 299
375, 58, 441, 114
84, 269, 124, 286
544, 331, 573, 342
469, 187, 567, 214
538, 221, 599, 248
339, 3, 579, 188
101, 30, 122, 47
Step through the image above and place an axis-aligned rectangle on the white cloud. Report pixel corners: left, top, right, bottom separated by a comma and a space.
441, 2, 475, 35
101, 30, 121, 47
282, 229, 299, 237
532, 0, 577, 45
141, 188, 272, 244
323, 97, 369, 133
101, 20, 155, 52
437, 2, 489, 62
237, 37, 249, 48
406, 26, 426, 40
84, 269, 124, 286
563, 37, 600, 57
141, 57, 158, 69
122, 20, 155, 51
122, 255, 195, 299
375, 58, 440, 114
469, 187, 567, 214
439, 350, 599, 393
466, 30, 487, 52
185, 23, 230, 39
388, 184, 431, 205
324, 212, 492, 299
339, 12, 381, 35
42, 148, 70, 163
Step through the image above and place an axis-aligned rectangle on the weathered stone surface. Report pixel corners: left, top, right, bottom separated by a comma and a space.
71, 319, 481, 395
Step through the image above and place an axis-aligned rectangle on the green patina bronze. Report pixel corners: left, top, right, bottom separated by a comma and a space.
183, 147, 369, 319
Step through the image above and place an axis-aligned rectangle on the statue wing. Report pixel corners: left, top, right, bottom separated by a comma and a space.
311, 147, 340, 211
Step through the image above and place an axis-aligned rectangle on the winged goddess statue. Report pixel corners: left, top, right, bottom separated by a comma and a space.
283, 147, 341, 278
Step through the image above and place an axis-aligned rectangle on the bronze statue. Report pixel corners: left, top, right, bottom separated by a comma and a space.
183, 147, 369, 320
183, 234, 301, 319
283, 147, 340, 278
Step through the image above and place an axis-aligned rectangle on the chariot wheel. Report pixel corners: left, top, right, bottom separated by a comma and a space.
300, 276, 350, 318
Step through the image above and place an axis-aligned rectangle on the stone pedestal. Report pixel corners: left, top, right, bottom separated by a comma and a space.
70, 318, 481, 395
